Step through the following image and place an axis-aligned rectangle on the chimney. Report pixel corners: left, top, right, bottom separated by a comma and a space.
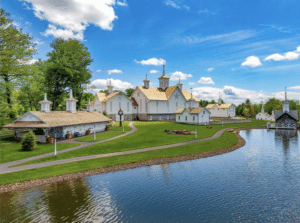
39, 93, 52, 113
65, 89, 78, 113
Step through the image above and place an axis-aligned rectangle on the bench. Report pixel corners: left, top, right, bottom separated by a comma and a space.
74, 132, 81, 137
54, 133, 64, 140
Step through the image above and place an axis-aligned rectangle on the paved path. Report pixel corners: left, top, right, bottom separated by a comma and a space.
1, 125, 229, 174
0, 122, 137, 174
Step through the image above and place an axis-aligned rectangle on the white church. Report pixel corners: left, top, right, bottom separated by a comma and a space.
256, 101, 275, 121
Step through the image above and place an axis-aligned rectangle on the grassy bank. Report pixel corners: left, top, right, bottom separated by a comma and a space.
0, 137, 79, 164
0, 131, 237, 186
75, 131, 125, 142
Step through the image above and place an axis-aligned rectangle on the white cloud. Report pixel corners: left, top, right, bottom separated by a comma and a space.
135, 58, 166, 66
107, 69, 122, 75
150, 70, 158, 73
34, 40, 44, 45
241, 56, 262, 67
170, 71, 192, 81
289, 85, 300, 90
174, 30, 256, 45
264, 46, 300, 61
189, 82, 196, 85
207, 68, 214, 72
89, 78, 133, 92
96, 69, 101, 73
165, 0, 180, 9
198, 9, 216, 15
18, 58, 38, 65
183, 5, 190, 10
116, 0, 128, 7
198, 77, 215, 84
22, 0, 121, 40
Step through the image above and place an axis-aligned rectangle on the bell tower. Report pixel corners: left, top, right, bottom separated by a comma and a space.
158, 63, 170, 90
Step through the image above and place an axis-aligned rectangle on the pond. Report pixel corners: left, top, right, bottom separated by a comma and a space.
1, 129, 300, 222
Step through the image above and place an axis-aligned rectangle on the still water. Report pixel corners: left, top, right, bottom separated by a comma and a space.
1, 129, 300, 222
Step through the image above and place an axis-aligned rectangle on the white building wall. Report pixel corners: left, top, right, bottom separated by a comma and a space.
131, 88, 149, 114
63, 122, 107, 136
94, 97, 103, 112
208, 105, 234, 118
17, 112, 42, 122
176, 109, 210, 124
228, 105, 236, 117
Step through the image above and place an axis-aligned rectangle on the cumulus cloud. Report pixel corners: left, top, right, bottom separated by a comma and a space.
241, 56, 262, 67
18, 58, 38, 65
265, 46, 300, 61
116, 0, 128, 6
96, 69, 101, 72
289, 85, 300, 90
165, 0, 180, 9
107, 69, 122, 75
207, 68, 214, 72
150, 70, 158, 73
135, 58, 166, 66
189, 82, 196, 85
170, 71, 192, 81
22, 0, 121, 40
183, 5, 190, 10
89, 78, 133, 92
198, 77, 215, 84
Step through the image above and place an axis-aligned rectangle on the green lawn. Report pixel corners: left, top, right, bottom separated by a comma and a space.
75, 131, 125, 142
108, 121, 133, 132
0, 137, 79, 164
17, 120, 266, 166
0, 131, 238, 185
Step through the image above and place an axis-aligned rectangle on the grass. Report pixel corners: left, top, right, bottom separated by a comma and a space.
0, 137, 79, 164
0, 131, 238, 186
17, 120, 267, 166
75, 131, 125, 142
108, 121, 133, 132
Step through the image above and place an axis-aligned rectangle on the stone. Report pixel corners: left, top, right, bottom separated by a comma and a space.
227, 129, 234, 132
190, 131, 196, 135
164, 129, 170, 132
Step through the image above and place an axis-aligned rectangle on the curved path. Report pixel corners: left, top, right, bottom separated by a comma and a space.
0, 125, 229, 174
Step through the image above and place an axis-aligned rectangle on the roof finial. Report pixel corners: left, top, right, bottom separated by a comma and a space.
146, 74, 148, 79
179, 78, 181, 83
190, 87, 193, 99
163, 63, 165, 76
285, 86, 287, 101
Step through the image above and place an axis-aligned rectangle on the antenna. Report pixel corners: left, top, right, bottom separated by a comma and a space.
285, 86, 287, 101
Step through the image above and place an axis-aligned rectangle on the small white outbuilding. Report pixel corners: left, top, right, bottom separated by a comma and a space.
175, 107, 210, 124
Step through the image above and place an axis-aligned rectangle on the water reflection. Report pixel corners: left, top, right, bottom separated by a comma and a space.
1, 129, 300, 222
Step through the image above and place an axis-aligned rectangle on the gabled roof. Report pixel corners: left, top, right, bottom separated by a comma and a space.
175, 107, 209, 114
94, 92, 120, 104
206, 103, 235, 109
4, 111, 111, 128
274, 110, 299, 121
136, 86, 200, 101
130, 97, 138, 106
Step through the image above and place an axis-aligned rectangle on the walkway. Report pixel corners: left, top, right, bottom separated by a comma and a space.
1, 125, 229, 174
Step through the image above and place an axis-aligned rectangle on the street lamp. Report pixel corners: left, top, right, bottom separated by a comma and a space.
118, 109, 123, 127
195, 124, 197, 139
54, 134, 57, 158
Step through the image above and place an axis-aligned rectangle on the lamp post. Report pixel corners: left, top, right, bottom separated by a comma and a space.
94, 124, 96, 142
195, 124, 197, 139
54, 134, 57, 158
118, 109, 123, 127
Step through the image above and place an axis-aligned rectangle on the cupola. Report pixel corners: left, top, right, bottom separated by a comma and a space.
158, 63, 170, 90
39, 93, 52, 113
218, 93, 222, 105
86, 98, 94, 112
107, 80, 114, 94
65, 89, 78, 113
143, 74, 150, 89
261, 100, 265, 113
177, 78, 183, 91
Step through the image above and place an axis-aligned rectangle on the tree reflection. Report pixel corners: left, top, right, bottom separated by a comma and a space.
42, 178, 93, 223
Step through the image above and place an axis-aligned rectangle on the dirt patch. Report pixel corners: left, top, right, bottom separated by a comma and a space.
0, 132, 247, 194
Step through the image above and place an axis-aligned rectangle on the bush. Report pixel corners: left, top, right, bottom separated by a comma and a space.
103, 110, 108, 117
21, 131, 36, 151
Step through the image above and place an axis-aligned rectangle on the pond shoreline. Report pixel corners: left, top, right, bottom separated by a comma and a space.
0, 129, 251, 193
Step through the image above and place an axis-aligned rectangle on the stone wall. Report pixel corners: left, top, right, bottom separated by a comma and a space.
209, 119, 252, 125
16, 132, 47, 143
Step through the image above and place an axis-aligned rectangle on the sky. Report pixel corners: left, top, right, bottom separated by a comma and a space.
2, 0, 300, 105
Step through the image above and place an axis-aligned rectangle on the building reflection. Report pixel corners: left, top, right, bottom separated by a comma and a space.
274, 130, 298, 157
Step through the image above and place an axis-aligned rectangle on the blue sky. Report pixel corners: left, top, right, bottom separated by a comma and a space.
2, 0, 300, 104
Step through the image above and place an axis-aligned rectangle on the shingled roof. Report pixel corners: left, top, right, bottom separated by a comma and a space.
274, 110, 299, 121
175, 107, 208, 114
4, 111, 111, 128
206, 103, 235, 109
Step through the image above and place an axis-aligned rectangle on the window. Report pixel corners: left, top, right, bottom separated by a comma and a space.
110, 102, 112, 112
203, 111, 205, 114
179, 116, 180, 120
140, 99, 142, 111
127, 102, 129, 112
134, 106, 136, 109
193, 116, 195, 121
176, 102, 178, 107
145, 99, 148, 111
185, 116, 187, 121
167, 101, 169, 107
119, 102, 121, 109
156, 101, 158, 106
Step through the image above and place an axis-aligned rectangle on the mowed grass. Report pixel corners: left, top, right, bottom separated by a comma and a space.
0, 131, 237, 185
17, 120, 266, 166
0, 137, 79, 164
75, 131, 125, 142
108, 121, 133, 132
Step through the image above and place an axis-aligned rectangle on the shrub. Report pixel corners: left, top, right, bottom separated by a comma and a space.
103, 110, 108, 117
21, 131, 36, 151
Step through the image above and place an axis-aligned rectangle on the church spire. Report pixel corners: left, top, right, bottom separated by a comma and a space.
163, 62, 166, 76
218, 92, 222, 105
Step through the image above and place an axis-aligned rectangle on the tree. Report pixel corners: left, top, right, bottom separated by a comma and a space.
100, 90, 108, 93
210, 100, 216, 104
0, 9, 36, 117
44, 38, 93, 110
199, 100, 209, 107
125, 88, 135, 97
80, 92, 94, 109
243, 107, 250, 119
264, 98, 282, 114
21, 131, 36, 151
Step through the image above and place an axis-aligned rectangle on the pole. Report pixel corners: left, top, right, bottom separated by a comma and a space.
54, 134, 57, 158
123, 123, 124, 132
120, 115, 122, 127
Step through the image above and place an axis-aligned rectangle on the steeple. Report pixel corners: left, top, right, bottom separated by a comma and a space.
39, 93, 52, 113
177, 78, 183, 91
143, 74, 150, 89
158, 63, 170, 90
282, 86, 290, 113
261, 100, 265, 113
108, 80, 114, 94
65, 88, 78, 113
86, 98, 94, 112
218, 92, 222, 105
